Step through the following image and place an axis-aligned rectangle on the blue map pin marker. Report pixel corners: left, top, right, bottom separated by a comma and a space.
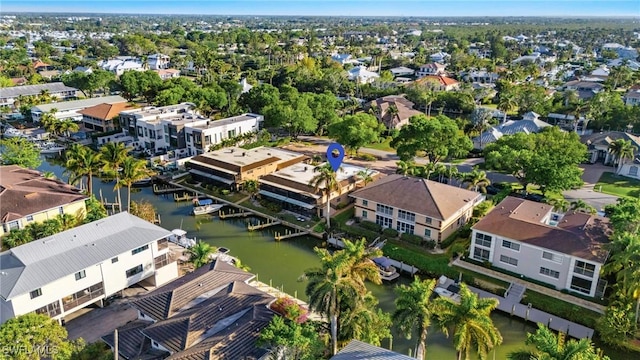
326, 143, 345, 172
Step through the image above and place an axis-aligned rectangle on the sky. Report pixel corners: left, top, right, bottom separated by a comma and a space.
1, 0, 638, 17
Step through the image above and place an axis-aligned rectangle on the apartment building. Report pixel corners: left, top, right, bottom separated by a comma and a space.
183, 113, 263, 155
0, 82, 77, 108
31, 95, 127, 123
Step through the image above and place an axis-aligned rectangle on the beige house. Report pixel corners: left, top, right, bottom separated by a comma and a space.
350, 175, 484, 241
0, 166, 87, 236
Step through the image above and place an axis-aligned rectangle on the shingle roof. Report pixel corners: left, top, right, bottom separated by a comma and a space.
330, 340, 415, 360
0, 165, 87, 222
101, 320, 155, 360
368, 95, 422, 129
0, 212, 172, 300
350, 174, 482, 221
77, 102, 135, 120
474, 119, 552, 146
0, 82, 77, 99
472, 197, 611, 263
132, 261, 254, 321
581, 131, 640, 154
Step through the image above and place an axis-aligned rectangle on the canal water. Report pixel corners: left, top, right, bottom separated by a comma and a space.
37, 156, 623, 359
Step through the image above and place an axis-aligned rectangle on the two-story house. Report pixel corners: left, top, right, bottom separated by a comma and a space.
0, 212, 178, 325
470, 197, 611, 297
0, 165, 87, 236
78, 102, 135, 133
183, 113, 263, 155
350, 175, 484, 242
147, 53, 170, 70
581, 131, 640, 180
0, 83, 77, 109
416, 62, 447, 78
31, 95, 127, 123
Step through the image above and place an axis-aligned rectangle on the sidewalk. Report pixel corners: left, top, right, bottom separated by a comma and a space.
451, 258, 605, 314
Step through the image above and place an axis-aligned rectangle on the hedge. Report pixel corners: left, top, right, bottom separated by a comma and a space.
360, 220, 382, 232
400, 232, 424, 245
382, 243, 457, 278
382, 228, 399, 237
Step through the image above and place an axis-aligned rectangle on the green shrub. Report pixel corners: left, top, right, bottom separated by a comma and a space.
335, 202, 348, 210
473, 200, 494, 218
400, 232, 424, 245
450, 241, 469, 258
424, 240, 437, 249
458, 223, 473, 238
221, 189, 231, 195
382, 228, 399, 238
521, 290, 600, 328
258, 198, 282, 213
440, 232, 459, 249
357, 153, 377, 161
382, 243, 456, 278
360, 220, 382, 232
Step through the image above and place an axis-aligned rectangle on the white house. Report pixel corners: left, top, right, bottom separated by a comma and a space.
470, 197, 611, 298
147, 53, 170, 70
184, 113, 263, 155
348, 66, 380, 84
602, 43, 638, 60
0, 212, 178, 325
582, 131, 640, 180
623, 89, 640, 106
389, 66, 415, 77
608, 58, 640, 71
416, 63, 446, 78
98, 57, 144, 76
430, 52, 450, 63
0, 83, 77, 108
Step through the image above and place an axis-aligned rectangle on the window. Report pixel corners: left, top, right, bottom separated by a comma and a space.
574, 261, 596, 278
132, 245, 149, 255
542, 251, 563, 264
425, 217, 432, 225
376, 204, 393, 216
502, 240, 520, 251
157, 238, 169, 250
6, 220, 19, 231
396, 221, 415, 235
362, 199, 368, 206
398, 210, 416, 223
30, 288, 42, 299
424, 228, 432, 238
540, 267, 560, 279
111, 257, 119, 263
473, 247, 490, 262
126, 264, 143, 278
58, 207, 64, 215
570, 276, 593, 294
137, 126, 143, 136
362, 210, 368, 219
375, 215, 393, 229
26, 215, 34, 222
499, 255, 518, 266
75, 270, 86, 281
629, 166, 638, 177
475, 233, 492, 248
154, 254, 171, 269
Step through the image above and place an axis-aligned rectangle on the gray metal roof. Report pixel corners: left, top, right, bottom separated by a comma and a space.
330, 340, 415, 360
0, 212, 172, 300
0, 82, 77, 99
31, 95, 127, 113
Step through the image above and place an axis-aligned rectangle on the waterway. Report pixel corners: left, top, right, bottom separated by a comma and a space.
37, 156, 625, 359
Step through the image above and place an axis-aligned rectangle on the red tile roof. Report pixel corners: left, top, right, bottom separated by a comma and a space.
77, 102, 133, 120
419, 75, 459, 87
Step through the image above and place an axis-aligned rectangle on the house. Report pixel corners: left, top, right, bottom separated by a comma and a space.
38, 70, 61, 80
608, 58, 640, 71
624, 89, 640, 106
367, 95, 422, 130
348, 66, 380, 84
0, 82, 77, 108
590, 65, 610, 78
602, 43, 638, 60
350, 175, 484, 242
472, 118, 552, 149
416, 62, 446, 78
153, 68, 180, 80
259, 162, 378, 218
430, 51, 450, 63
414, 75, 460, 91
31, 95, 127, 123
72, 66, 93, 74
331, 53, 353, 65
331, 339, 415, 360
187, 146, 307, 191
147, 53, 170, 70
78, 102, 135, 132
0, 212, 178, 325
97, 57, 144, 76
0, 165, 88, 236
581, 131, 640, 179
102, 261, 275, 360
563, 80, 604, 100
470, 196, 611, 297
462, 70, 499, 84
183, 113, 264, 155
389, 66, 415, 77
9, 77, 27, 86
32, 59, 50, 72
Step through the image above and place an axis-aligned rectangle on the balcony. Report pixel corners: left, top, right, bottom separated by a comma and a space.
62, 282, 104, 312
154, 253, 174, 269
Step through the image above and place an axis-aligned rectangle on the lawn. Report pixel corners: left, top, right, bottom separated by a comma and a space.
364, 137, 394, 152
595, 172, 640, 198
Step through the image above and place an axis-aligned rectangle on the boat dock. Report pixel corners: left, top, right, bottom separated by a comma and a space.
219, 210, 251, 219
436, 276, 594, 339
248, 279, 324, 322
327, 237, 419, 276
248, 220, 281, 231
275, 230, 310, 241
173, 192, 196, 202
153, 184, 182, 194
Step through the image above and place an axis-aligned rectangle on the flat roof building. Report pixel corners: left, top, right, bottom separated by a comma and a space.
1, 82, 77, 108
31, 95, 127, 122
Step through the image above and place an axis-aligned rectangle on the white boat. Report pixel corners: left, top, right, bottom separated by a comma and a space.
168, 229, 196, 248
3, 127, 25, 138
37, 141, 66, 154
209, 248, 237, 265
434, 286, 461, 303
192, 198, 224, 215
372, 257, 400, 281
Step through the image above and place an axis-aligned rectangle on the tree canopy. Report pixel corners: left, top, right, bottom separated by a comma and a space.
0, 313, 80, 360
0, 137, 42, 169
327, 113, 383, 154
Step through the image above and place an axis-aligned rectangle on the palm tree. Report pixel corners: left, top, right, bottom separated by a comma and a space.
189, 241, 216, 268
117, 157, 154, 212
65, 144, 102, 196
356, 168, 374, 187
434, 284, 503, 360
100, 142, 130, 209
497, 90, 517, 124
570, 199, 597, 214
244, 179, 259, 199
59, 119, 79, 137
40, 108, 59, 135
508, 323, 610, 360
547, 197, 570, 212
443, 164, 460, 185
602, 233, 640, 323
463, 168, 491, 193
308, 163, 341, 229
393, 277, 438, 360
396, 160, 416, 176
608, 139, 636, 175
470, 107, 494, 149
42, 171, 57, 179
385, 104, 400, 135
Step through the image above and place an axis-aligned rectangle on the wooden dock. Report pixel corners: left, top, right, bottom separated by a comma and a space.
153, 184, 182, 194
275, 230, 310, 241
173, 192, 195, 202
219, 211, 250, 219
248, 220, 281, 231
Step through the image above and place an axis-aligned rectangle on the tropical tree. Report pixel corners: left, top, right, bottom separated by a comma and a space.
434, 284, 503, 360
608, 139, 636, 175
396, 160, 417, 176
117, 157, 154, 212
189, 241, 216, 268
308, 163, 341, 229
130, 200, 158, 223
547, 197, 570, 212
463, 168, 491, 193
602, 232, 640, 323
339, 292, 391, 347
258, 315, 324, 360
65, 144, 102, 195
244, 179, 260, 199
497, 88, 517, 124
356, 168, 375, 187
508, 323, 610, 360
100, 142, 130, 209
570, 199, 597, 214
393, 277, 438, 360
470, 107, 494, 149
0, 137, 41, 168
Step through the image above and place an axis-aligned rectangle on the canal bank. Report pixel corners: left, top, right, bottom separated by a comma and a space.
36, 156, 625, 359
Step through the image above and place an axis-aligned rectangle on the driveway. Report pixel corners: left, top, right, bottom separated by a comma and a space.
65, 302, 138, 343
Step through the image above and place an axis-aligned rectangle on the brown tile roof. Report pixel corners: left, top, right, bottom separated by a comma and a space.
77, 102, 133, 121
349, 174, 482, 221
368, 95, 422, 129
101, 320, 155, 360
132, 260, 254, 321
472, 196, 611, 263
142, 281, 274, 353
417, 75, 459, 87
0, 165, 87, 222
32, 60, 49, 69
10, 77, 27, 86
